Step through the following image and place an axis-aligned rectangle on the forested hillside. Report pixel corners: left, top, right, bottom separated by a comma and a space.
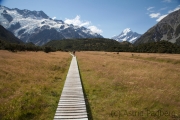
44, 38, 132, 52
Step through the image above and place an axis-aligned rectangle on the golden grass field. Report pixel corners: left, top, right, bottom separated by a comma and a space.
77, 51, 180, 120
0, 50, 180, 120
0, 50, 71, 120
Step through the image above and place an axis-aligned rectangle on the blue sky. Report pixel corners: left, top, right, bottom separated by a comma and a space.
1, 0, 180, 38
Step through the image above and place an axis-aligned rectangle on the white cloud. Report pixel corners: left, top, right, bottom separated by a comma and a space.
147, 7, 154, 11
52, 17, 56, 20
64, 15, 103, 34
148, 5, 180, 22
155, 5, 180, 22
156, 14, 167, 22
163, 0, 172, 3
88, 26, 103, 34
149, 13, 161, 18
168, 5, 180, 13
64, 15, 90, 27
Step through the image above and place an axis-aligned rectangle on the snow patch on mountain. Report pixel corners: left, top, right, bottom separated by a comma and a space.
122, 28, 131, 35
0, 5, 103, 45
64, 15, 102, 34
112, 28, 141, 43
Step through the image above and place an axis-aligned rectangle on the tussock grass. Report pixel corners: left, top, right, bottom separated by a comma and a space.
130, 53, 180, 64
77, 51, 180, 120
0, 50, 71, 120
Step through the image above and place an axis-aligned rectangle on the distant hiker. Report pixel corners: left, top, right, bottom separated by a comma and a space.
73, 51, 75, 56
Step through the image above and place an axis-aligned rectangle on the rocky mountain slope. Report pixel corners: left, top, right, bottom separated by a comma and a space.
0, 5, 103, 45
0, 25, 23, 44
134, 9, 180, 45
111, 28, 141, 43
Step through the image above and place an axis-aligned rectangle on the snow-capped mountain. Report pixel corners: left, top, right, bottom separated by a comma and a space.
112, 28, 141, 43
0, 5, 103, 45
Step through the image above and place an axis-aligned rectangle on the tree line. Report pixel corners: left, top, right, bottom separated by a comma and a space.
44, 38, 180, 54
1, 38, 180, 54
132, 41, 180, 53
44, 38, 132, 52
0, 40, 50, 52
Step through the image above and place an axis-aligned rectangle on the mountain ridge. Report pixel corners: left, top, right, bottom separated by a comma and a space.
134, 9, 180, 45
0, 5, 103, 46
0, 24, 23, 44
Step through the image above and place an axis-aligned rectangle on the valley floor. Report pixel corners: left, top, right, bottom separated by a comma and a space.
77, 51, 180, 120
0, 50, 180, 120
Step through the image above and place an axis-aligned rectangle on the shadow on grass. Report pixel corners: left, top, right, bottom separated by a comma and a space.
77, 60, 93, 120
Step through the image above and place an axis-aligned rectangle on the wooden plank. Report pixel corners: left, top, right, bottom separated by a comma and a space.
60, 98, 84, 100
56, 110, 87, 113
54, 118, 88, 120
59, 100, 85, 102
58, 105, 86, 107
59, 102, 85, 105
54, 115, 88, 119
55, 112, 87, 116
61, 92, 83, 94
56, 107, 86, 111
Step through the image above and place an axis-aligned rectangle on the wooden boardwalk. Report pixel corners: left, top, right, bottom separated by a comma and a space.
54, 55, 88, 120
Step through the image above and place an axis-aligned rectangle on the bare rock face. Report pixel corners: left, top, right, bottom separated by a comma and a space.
134, 9, 180, 45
